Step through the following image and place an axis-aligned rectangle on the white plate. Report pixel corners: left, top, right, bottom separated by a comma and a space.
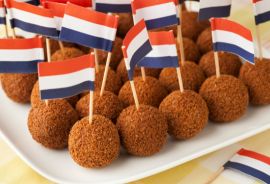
1, 82, 270, 184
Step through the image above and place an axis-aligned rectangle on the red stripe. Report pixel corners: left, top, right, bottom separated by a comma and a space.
211, 18, 252, 41
0, 0, 4, 8
0, 37, 43, 49
253, 0, 261, 3
6, 0, 54, 18
39, 54, 95, 76
40, 0, 92, 7
65, 3, 118, 28
149, 31, 176, 45
43, 2, 65, 17
238, 149, 270, 165
133, 0, 175, 10
123, 19, 146, 48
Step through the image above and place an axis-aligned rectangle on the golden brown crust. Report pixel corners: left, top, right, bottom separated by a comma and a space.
28, 99, 79, 149
199, 51, 242, 77
1, 73, 37, 103
159, 90, 208, 139
177, 37, 201, 63
51, 47, 85, 61
115, 13, 133, 38
68, 115, 120, 168
118, 76, 168, 107
159, 61, 206, 92
116, 105, 168, 156
196, 27, 212, 54
239, 58, 270, 105
199, 75, 249, 122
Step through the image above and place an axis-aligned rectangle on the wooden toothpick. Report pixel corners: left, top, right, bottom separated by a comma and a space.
203, 167, 224, 184
45, 38, 51, 106
58, 41, 65, 58
177, 6, 185, 66
214, 51, 220, 78
141, 67, 146, 81
130, 80, 139, 110
89, 90, 94, 124
176, 67, 184, 93
100, 52, 112, 96
94, 48, 100, 73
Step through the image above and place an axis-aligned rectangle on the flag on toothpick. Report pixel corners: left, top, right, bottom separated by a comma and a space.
132, 0, 178, 30
38, 54, 95, 100
138, 31, 179, 68
252, 0, 270, 25
224, 149, 270, 183
199, 0, 232, 20
94, 0, 131, 13
39, 0, 92, 7
59, 3, 118, 52
43, 1, 65, 33
6, 0, 58, 37
211, 18, 255, 65
0, 37, 44, 73
0, 0, 6, 25
122, 19, 152, 80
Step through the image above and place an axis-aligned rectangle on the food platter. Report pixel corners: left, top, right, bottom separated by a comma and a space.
1, 80, 270, 184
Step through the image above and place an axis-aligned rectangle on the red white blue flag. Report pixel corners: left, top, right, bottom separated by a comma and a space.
38, 54, 95, 100
224, 149, 270, 184
199, 0, 232, 20
0, 37, 44, 73
122, 19, 152, 80
0, 0, 6, 25
43, 1, 65, 32
94, 0, 131, 13
138, 31, 179, 68
60, 3, 118, 52
211, 18, 255, 65
252, 0, 270, 25
6, 0, 58, 37
132, 0, 178, 30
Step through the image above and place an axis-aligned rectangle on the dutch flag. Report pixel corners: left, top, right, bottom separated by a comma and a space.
6, 0, 58, 37
211, 18, 255, 65
132, 0, 178, 30
0, 0, 6, 25
43, 1, 65, 32
38, 54, 95, 100
138, 31, 179, 68
224, 149, 270, 184
252, 0, 270, 25
0, 37, 44, 73
94, 0, 131, 13
122, 19, 152, 80
60, 3, 118, 52
199, 0, 232, 20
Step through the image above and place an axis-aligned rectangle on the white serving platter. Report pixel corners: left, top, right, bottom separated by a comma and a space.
1, 78, 270, 184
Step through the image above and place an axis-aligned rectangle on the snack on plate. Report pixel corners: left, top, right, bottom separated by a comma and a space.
200, 75, 249, 122
117, 105, 168, 156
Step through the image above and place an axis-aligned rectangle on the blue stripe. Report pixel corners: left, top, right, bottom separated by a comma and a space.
0, 17, 6, 25
10, 19, 58, 37
40, 81, 94, 100
255, 11, 270, 25
60, 27, 113, 52
213, 42, 254, 64
199, 5, 231, 20
25, 0, 40, 6
145, 15, 178, 30
95, 3, 131, 13
224, 161, 270, 184
137, 56, 179, 68
127, 40, 152, 80
0, 60, 41, 73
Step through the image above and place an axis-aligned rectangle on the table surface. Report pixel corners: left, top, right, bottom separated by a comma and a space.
1, 1, 270, 184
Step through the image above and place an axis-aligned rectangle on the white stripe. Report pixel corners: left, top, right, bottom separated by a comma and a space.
125, 27, 149, 70
230, 154, 270, 176
7, 8, 56, 29
0, 8, 5, 17
95, 0, 130, 5
133, 2, 177, 23
253, 1, 270, 16
54, 16, 62, 31
212, 30, 254, 54
62, 15, 117, 41
39, 68, 95, 90
0, 48, 44, 61
199, 0, 231, 9
146, 45, 177, 57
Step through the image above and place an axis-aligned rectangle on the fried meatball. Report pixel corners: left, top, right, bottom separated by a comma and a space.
115, 13, 133, 38
196, 27, 212, 54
